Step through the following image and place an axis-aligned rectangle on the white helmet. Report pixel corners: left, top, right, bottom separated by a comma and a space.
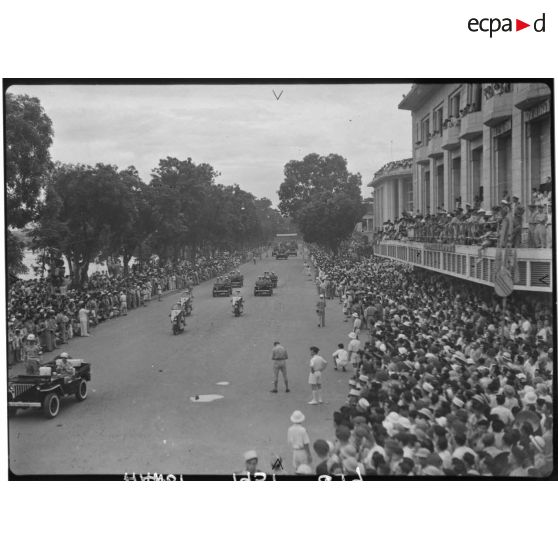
60, 352, 69, 359
27, 334, 36, 341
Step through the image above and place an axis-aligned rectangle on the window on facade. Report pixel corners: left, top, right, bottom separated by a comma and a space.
449, 92, 461, 118
424, 169, 431, 213
471, 147, 483, 206
422, 118, 430, 144
466, 83, 482, 112
451, 156, 461, 208
529, 117, 552, 202
436, 163, 444, 211
433, 106, 443, 135
494, 132, 512, 203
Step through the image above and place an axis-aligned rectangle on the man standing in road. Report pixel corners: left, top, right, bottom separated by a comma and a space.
316, 294, 326, 327
271, 341, 290, 393
308, 346, 327, 404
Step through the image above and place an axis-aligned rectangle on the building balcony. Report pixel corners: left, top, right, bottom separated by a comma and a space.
414, 143, 429, 165
483, 93, 513, 127
514, 82, 551, 110
428, 133, 443, 158
376, 240, 552, 292
441, 121, 461, 150
459, 111, 483, 140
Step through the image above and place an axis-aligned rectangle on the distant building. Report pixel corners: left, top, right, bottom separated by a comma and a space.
355, 196, 375, 241
369, 159, 413, 230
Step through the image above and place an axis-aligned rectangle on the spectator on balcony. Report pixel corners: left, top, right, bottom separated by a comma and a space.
510, 197, 525, 248
498, 200, 513, 248
534, 205, 548, 248
527, 203, 538, 248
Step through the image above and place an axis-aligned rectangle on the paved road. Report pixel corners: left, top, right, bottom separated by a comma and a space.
9, 255, 354, 476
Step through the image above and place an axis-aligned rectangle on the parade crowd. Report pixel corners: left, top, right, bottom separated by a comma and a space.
377, 187, 552, 249
7, 253, 243, 367
259, 248, 553, 478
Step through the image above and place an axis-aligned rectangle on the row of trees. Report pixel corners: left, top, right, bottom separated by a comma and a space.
6, 93, 288, 285
278, 153, 365, 253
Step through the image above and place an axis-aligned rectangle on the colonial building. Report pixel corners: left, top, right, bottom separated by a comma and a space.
399, 82, 551, 213
369, 159, 413, 228
375, 82, 552, 293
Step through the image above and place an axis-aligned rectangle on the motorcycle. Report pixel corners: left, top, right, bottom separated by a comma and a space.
170, 304, 186, 334
233, 300, 243, 317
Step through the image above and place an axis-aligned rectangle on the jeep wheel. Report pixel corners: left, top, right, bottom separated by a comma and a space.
76, 379, 88, 401
8, 406, 17, 418
43, 392, 60, 419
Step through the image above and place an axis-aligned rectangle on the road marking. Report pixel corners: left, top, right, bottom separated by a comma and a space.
216, 381, 230, 386
190, 394, 224, 402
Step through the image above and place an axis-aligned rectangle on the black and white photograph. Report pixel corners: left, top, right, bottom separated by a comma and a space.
4, 80, 555, 479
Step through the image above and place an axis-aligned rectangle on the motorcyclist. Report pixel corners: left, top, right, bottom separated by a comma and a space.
231, 290, 244, 314
180, 289, 193, 313
170, 305, 185, 329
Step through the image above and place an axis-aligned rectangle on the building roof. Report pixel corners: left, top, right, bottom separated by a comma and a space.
398, 84, 447, 110
369, 158, 413, 187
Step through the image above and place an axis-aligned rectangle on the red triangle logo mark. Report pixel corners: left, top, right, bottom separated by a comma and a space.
516, 19, 530, 31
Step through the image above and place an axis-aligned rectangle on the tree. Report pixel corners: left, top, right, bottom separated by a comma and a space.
33, 163, 141, 286
278, 153, 364, 253
149, 157, 218, 260
5, 92, 54, 277
6, 93, 54, 227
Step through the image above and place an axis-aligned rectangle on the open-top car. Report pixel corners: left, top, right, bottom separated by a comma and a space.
8, 356, 92, 419
254, 276, 273, 296
275, 250, 288, 260
229, 272, 244, 288
213, 277, 232, 297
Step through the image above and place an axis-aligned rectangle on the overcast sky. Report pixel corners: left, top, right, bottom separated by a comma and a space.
9, 83, 412, 206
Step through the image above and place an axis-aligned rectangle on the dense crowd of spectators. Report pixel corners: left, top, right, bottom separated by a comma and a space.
290, 249, 553, 477
378, 187, 552, 249
7, 253, 244, 366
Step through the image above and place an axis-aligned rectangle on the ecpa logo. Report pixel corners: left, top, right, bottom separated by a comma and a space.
468, 13, 546, 37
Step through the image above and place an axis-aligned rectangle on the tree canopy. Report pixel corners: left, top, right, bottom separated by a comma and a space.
6, 92, 54, 228
31, 156, 287, 285
278, 153, 364, 252
6, 92, 54, 277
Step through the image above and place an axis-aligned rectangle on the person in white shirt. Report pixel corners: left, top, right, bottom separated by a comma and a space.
308, 346, 327, 404
78, 305, 90, 337
347, 333, 361, 372
332, 343, 349, 372
287, 410, 312, 471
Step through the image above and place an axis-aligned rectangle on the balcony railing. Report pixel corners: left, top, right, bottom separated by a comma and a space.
441, 119, 461, 150
414, 143, 429, 164
459, 111, 484, 140
428, 132, 443, 158
483, 91, 513, 126
514, 82, 551, 110
376, 240, 552, 292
